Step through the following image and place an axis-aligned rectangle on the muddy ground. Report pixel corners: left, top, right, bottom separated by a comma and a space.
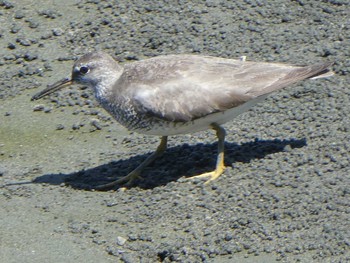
0, 0, 349, 262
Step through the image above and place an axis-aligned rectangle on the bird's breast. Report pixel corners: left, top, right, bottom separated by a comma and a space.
98, 93, 268, 136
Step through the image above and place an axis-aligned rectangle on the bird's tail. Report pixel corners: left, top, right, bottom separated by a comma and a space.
252, 62, 334, 96
309, 62, 335, 79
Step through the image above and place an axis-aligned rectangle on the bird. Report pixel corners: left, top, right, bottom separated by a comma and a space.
31, 52, 334, 190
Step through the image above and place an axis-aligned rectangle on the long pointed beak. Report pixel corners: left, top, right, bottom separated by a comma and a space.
31, 77, 73, 101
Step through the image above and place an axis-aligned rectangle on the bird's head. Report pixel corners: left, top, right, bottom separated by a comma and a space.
31, 52, 121, 101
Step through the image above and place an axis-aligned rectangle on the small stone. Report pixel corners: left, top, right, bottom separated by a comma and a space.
33, 105, 45, 111
10, 24, 21, 34
90, 119, 102, 130
72, 123, 80, 130
0, 1, 14, 9
7, 42, 16, 49
14, 10, 25, 19
116, 236, 127, 246
56, 124, 65, 130
224, 233, 233, 241
0, 167, 6, 176
38, 9, 61, 19
16, 38, 31, 46
128, 234, 138, 241
52, 28, 64, 36
26, 18, 39, 28
44, 107, 52, 113
24, 52, 38, 61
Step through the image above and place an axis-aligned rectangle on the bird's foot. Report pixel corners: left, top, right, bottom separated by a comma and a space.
186, 166, 226, 184
94, 171, 142, 191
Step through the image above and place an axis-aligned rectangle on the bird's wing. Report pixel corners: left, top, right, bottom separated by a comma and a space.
115, 55, 331, 122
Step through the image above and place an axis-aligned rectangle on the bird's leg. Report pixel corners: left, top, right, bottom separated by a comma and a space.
94, 136, 168, 190
189, 123, 226, 183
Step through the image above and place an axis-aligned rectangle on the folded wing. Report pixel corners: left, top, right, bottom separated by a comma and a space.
115, 55, 333, 122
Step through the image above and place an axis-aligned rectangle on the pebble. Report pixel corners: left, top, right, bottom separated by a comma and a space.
116, 236, 127, 246
33, 105, 45, 112
56, 124, 65, 130
90, 119, 102, 130
0, 1, 14, 9
14, 10, 24, 19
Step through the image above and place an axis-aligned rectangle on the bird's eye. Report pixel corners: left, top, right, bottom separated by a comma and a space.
79, 66, 90, 74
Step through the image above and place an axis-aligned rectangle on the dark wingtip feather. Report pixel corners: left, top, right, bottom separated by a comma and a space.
289, 62, 334, 81
308, 62, 334, 79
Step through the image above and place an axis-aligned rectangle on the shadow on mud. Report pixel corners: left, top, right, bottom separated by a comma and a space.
32, 138, 306, 191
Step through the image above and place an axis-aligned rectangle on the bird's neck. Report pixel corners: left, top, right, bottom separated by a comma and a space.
94, 68, 123, 103
94, 82, 111, 102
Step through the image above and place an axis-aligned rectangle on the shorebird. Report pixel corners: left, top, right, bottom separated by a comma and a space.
32, 52, 333, 189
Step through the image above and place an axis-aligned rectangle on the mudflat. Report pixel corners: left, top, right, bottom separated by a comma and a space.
0, 1, 349, 262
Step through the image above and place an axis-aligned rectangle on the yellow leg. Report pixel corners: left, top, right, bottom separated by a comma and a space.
190, 123, 226, 183
94, 136, 168, 190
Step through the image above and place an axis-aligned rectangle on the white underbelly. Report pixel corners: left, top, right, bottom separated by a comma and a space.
140, 94, 269, 136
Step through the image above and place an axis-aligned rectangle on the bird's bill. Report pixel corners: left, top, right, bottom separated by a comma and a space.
31, 77, 73, 101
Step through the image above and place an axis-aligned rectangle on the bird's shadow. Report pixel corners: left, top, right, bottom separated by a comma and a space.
31, 138, 306, 190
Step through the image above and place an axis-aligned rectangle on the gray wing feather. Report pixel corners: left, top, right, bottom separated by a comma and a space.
116, 55, 332, 122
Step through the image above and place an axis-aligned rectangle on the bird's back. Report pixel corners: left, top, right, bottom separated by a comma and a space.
106, 55, 333, 126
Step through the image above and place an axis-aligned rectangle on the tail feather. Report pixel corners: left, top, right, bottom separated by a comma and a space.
252, 62, 334, 96
282, 62, 334, 83
309, 62, 335, 79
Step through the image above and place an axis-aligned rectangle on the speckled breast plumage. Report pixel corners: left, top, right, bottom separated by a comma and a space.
100, 96, 183, 136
